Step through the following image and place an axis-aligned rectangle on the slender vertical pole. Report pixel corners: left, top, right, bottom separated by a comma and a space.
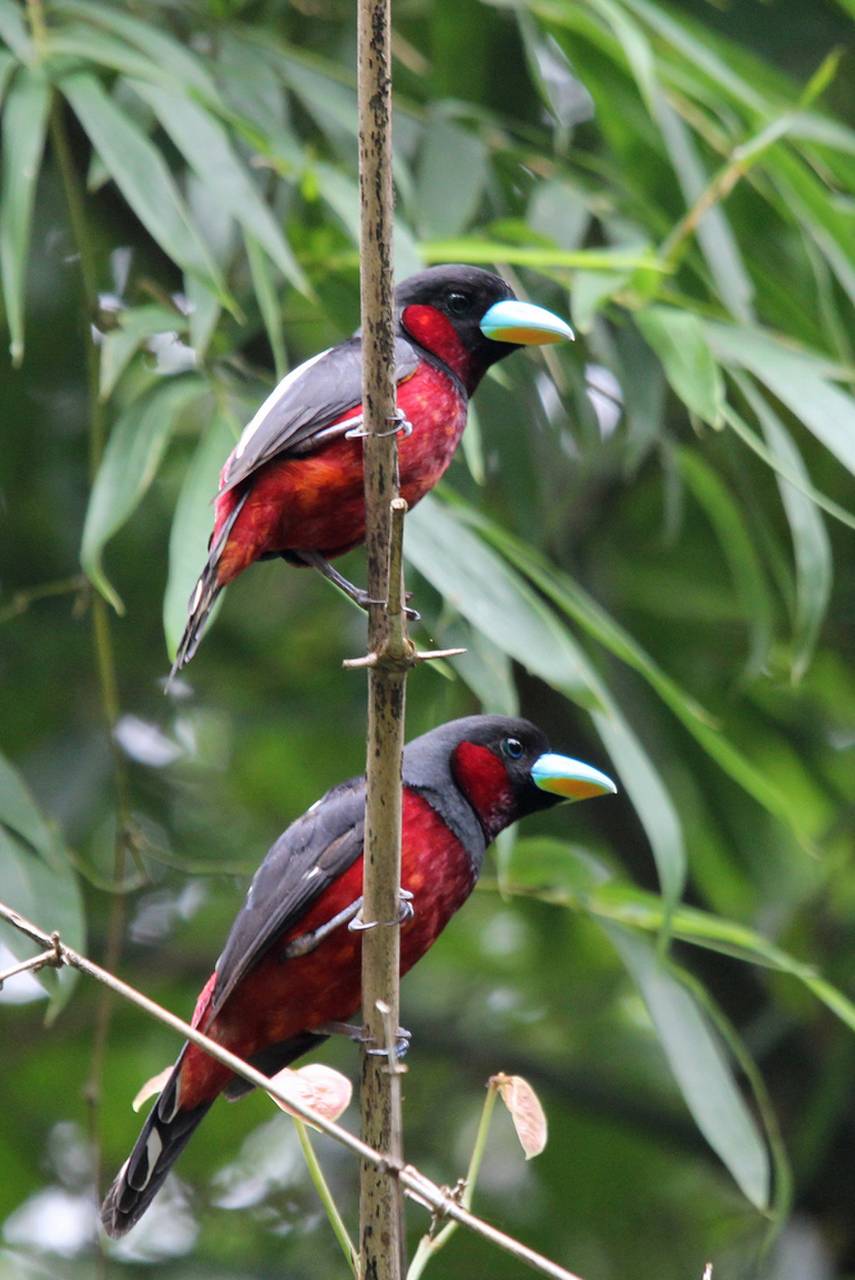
356, 0, 409, 1277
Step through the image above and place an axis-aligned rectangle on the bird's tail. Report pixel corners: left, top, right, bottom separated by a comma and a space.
168, 494, 247, 681
101, 1060, 212, 1238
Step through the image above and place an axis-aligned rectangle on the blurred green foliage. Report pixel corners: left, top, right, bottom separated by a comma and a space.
0, 0, 853, 1277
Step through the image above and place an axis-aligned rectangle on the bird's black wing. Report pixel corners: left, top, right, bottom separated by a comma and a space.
208, 776, 366, 1019
220, 335, 420, 493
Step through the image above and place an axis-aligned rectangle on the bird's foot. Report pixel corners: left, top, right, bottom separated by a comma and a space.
296, 551, 420, 620
315, 1020, 412, 1059
348, 888, 414, 932
344, 409, 414, 441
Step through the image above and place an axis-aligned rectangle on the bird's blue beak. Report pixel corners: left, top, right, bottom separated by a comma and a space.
479, 299, 575, 346
531, 753, 617, 802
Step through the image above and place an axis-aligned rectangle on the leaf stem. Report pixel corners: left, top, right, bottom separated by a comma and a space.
407, 1081, 498, 1280
294, 1119, 359, 1276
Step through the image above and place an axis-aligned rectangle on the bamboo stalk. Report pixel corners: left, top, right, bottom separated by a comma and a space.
356, 0, 412, 1275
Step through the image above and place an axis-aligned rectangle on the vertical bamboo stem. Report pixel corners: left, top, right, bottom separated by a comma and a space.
356, 0, 410, 1277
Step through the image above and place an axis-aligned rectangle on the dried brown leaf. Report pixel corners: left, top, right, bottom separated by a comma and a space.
491, 1072, 548, 1159
268, 1062, 353, 1127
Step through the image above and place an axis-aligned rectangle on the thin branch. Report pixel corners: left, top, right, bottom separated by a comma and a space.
0, 900, 588, 1280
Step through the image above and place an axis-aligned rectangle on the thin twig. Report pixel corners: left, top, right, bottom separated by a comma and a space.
0, 901, 588, 1280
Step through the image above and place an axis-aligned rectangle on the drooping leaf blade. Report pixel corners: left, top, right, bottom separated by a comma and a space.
163, 408, 239, 659
0, 66, 50, 365
81, 376, 207, 611
636, 306, 725, 427
61, 72, 233, 308
605, 922, 770, 1210
130, 80, 307, 296
737, 377, 832, 679
407, 496, 687, 908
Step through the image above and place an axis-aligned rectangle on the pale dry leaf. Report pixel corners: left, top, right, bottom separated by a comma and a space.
491, 1072, 548, 1159
268, 1062, 353, 1127
132, 1065, 173, 1113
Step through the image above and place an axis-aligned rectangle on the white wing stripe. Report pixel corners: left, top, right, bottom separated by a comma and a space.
234, 347, 333, 460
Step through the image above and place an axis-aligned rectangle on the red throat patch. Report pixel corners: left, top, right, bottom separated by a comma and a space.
401, 304, 475, 388
452, 742, 516, 842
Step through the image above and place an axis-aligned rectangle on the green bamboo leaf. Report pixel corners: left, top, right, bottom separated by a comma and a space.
61, 72, 233, 309
528, 180, 591, 250
444, 618, 519, 718
517, 10, 595, 128
314, 162, 423, 279
131, 81, 307, 296
636, 306, 725, 427
420, 239, 665, 273
592, 706, 686, 909
706, 321, 855, 477
0, 749, 53, 853
655, 97, 754, 322
724, 404, 855, 533
99, 304, 188, 402
183, 172, 236, 362
0, 66, 50, 365
415, 116, 488, 240
605, 922, 770, 1210
81, 377, 207, 612
407, 496, 687, 908
54, 0, 223, 104
45, 26, 173, 86
571, 270, 629, 333
617, 0, 765, 110
0, 50, 16, 105
677, 448, 775, 678
607, 889, 855, 1033
583, 0, 658, 112
0, 751, 85, 1019
0, 827, 84, 1018
244, 231, 287, 380
737, 377, 832, 680
163, 409, 239, 659
406, 500, 600, 711
0, 0, 32, 61
460, 503, 817, 851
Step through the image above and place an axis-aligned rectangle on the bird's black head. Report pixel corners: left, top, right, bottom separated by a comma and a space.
394, 265, 573, 394
403, 715, 615, 846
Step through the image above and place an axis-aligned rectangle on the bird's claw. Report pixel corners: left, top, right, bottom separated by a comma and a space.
366, 1026, 412, 1059
349, 888, 414, 931
315, 1020, 412, 1059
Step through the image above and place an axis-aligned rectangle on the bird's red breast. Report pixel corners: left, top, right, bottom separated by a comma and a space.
177, 787, 477, 1108
212, 359, 467, 585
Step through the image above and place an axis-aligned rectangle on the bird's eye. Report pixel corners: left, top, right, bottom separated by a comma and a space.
446, 291, 471, 316
501, 737, 524, 760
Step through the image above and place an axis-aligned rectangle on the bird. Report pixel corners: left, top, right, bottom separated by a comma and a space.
171, 265, 574, 673
101, 714, 615, 1236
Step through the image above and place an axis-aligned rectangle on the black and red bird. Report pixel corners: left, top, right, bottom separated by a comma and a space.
171, 265, 573, 672
101, 715, 614, 1236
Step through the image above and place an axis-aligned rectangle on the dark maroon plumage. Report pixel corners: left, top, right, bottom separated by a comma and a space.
171, 266, 567, 673
101, 715, 611, 1237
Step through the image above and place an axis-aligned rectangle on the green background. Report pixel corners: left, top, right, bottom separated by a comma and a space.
0, 1, 853, 1277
